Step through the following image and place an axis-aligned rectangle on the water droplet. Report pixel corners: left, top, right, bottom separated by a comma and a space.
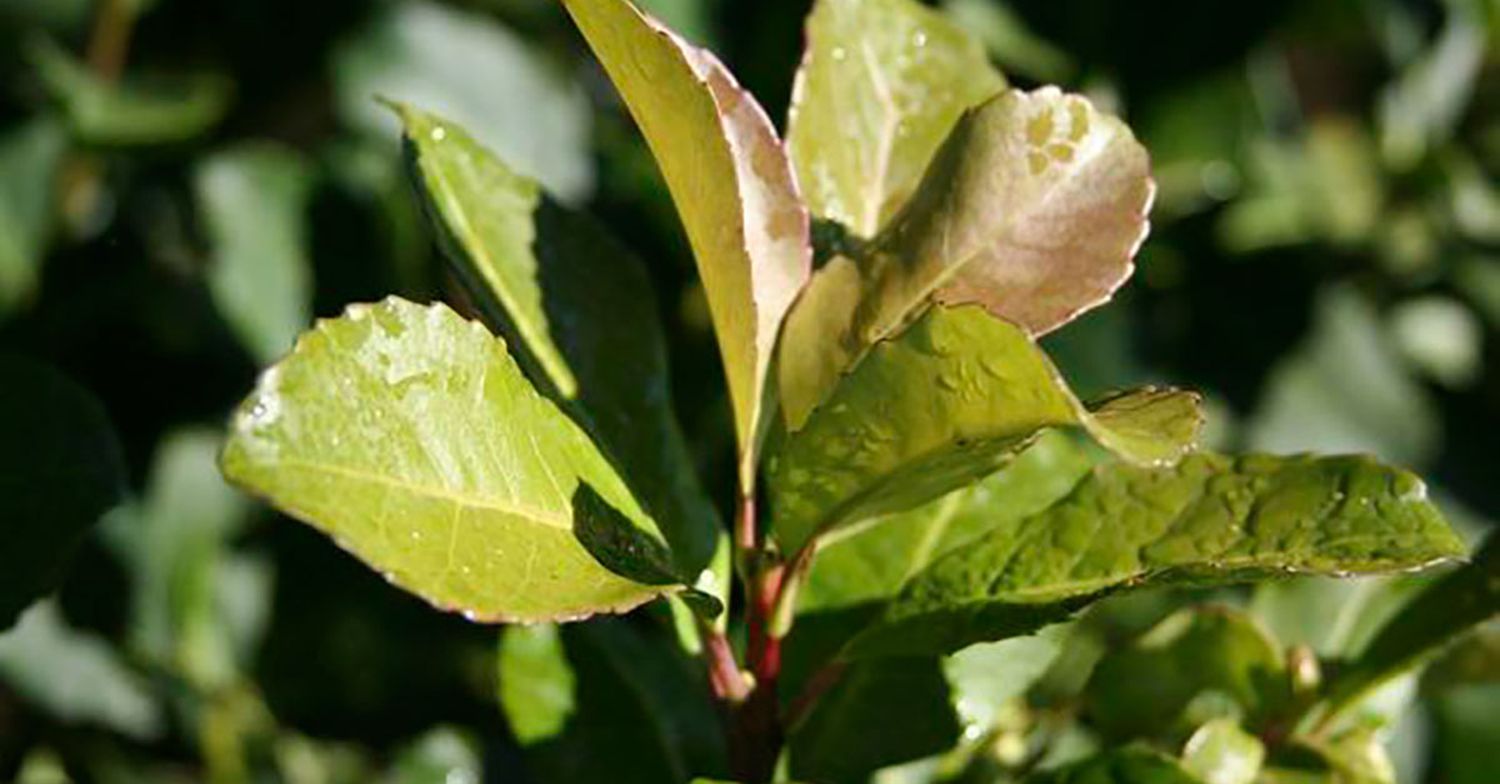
912, 31, 927, 48
409, 530, 423, 542
430, 126, 447, 142
461, 609, 479, 622
831, 47, 847, 61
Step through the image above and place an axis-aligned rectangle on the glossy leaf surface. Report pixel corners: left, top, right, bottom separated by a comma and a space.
780, 87, 1152, 428
768, 305, 1200, 551
1181, 718, 1265, 784
395, 105, 721, 578
197, 143, 315, 363
787, 0, 1004, 237
561, 0, 811, 482
851, 452, 1465, 657
221, 297, 680, 623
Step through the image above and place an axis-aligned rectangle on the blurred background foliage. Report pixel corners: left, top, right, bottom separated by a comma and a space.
0, 0, 1495, 782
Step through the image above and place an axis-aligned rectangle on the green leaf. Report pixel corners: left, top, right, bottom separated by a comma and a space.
1265, 733, 1396, 784
779, 87, 1153, 429
0, 117, 66, 316
393, 104, 721, 581
1180, 718, 1264, 784
29, 38, 230, 146
221, 297, 683, 623
560, 0, 812, 484
197, 143, 315, 364
1249, 575, 1426, 659
387, 726, 481, 784
783, 431, 1095, 687
498, 619, 727, 783
1431, 681, 1500, 784
1086, 608, 1289, 740
850, 452, 1465, 658
0, 602, 163, 740
786, 0, 1004, 238
800, 431, 1097, 615
787, 658, 960, 783
1030, 746, 1204, 784
0, 356, 125, 630
333, 0, 594, 203
767, 305, 1201, 552
945, 624, 1068, 732
102, 429, 268, 690
1248, 286, 1438, 468
1311, 534, 1499, 728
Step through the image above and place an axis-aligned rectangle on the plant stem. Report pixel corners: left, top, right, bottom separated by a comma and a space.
86, 0, 135, 83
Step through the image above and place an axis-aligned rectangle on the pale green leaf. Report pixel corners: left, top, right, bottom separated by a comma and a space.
1181, 718, 1264, 784
0, 356, 125, 630
387, 726, 481, 784
0, 602, 163, 740
498, 619, 727, 782
561, 0, 812, 483
768, 305, 1201, 552
787, 0, 1004, 238
1249, 574, 1426, 659
850, 452, 1466, 658
334, 0, 593, 202
221, 297, 681, 622
29, 39, 229, 146
779, 87, 1152, 429
198, 144, 315, 364
102, 429, 267, 690
394, 104, 721, 580
0, 117, 65, 315
945, 625, 1068, 733
1248, 286, 1438, 467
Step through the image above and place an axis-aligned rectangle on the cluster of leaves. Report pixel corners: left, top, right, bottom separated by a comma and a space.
1, 0, 1497, 783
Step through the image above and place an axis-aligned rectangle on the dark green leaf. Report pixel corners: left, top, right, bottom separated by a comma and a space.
787, 0, 1005, 238
221, 297, 683, 622
1311, 534, 1499, 727
787, 658, 959, 783
768, 305, 1201, 551
851, 452, 1465, 658
498, 619, 727, 783
393, 104, 721, 582
561, 0, 812, 484
0, 356, 125, 629
1029, 746, 1204, 784
197, 144, 315, 364
29, 38, 229, 146
1085, 608, 1288, 740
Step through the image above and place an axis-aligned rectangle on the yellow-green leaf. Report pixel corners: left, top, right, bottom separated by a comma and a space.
780, 87, 1152, 429
393, 104, 721, 580
850, 452, 1466, 658
221, 297, 679, 623
787, 0, 1004, 238
560, 0, 812, 484
766, 304, 1201, 552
